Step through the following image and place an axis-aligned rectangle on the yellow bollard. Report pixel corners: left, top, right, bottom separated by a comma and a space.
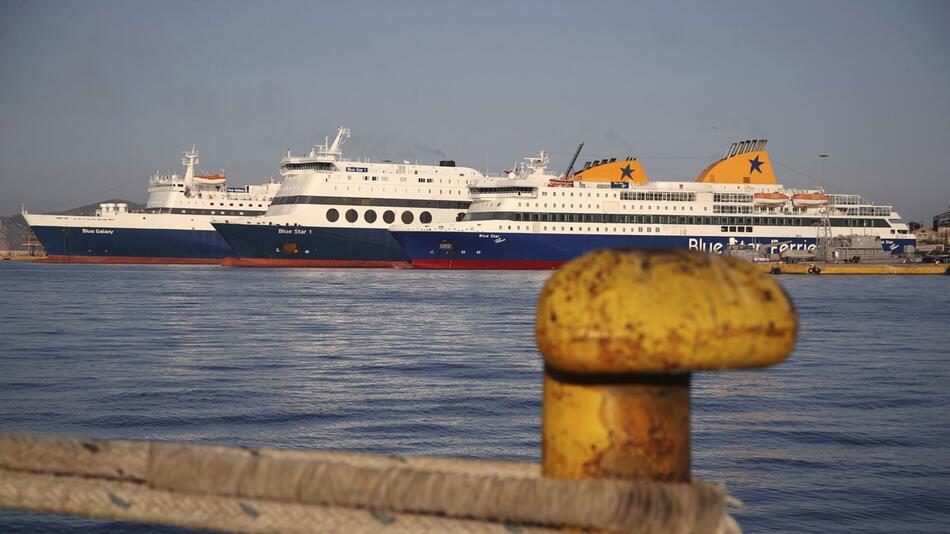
536, 249, 798, 482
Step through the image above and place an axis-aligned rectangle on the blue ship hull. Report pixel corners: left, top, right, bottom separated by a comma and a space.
30, 225, 233, 264
390, 230, 917, 269
213, 222, 410, 267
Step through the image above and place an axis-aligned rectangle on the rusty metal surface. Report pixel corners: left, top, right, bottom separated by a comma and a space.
536, 249, 798, 374
542, 374, 691, 483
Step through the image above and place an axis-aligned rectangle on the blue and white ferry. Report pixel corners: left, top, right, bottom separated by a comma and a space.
212, 127, 482, 267
24, 148, 281, 264
389, 140, 917, 269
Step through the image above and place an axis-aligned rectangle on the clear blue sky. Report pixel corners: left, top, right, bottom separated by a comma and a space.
2, 0, 948, 222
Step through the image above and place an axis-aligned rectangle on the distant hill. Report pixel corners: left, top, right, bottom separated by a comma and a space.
1, 199, 143, 253
0, 214, 31, 253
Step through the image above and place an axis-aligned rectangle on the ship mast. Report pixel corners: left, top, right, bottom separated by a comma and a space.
308, 127, 350, 159
327, 127, 350, 155
182, 145, 199, 183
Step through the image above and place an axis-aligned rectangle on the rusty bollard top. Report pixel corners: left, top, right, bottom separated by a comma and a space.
537, 249, 798, 375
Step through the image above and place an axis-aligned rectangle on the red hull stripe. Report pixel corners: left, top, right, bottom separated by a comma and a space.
36, 256, 220, 265
410, 259, 565, 270
221, 257, 411, 269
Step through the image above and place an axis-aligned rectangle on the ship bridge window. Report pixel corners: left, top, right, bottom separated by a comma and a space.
470, 186, 536, 195
281, 161, 335, 172
713, 193, 753, 203
622, 192, 695, 202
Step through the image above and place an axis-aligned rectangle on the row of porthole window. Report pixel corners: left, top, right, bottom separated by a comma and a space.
326, 208, 433, 225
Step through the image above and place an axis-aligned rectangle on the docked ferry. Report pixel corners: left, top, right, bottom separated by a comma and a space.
389, 140, 917, 269
212, 127, 482, 267
24, 148, 281, 264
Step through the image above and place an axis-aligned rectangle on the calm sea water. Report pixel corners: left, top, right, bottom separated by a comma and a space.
0, 262, 948, 533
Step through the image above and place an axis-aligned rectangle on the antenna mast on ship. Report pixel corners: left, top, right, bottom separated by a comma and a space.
182, 145, 199, 183
328, 127, 350, 155
310, 127, 351, 159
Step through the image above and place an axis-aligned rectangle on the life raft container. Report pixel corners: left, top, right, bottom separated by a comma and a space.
194, 174, 226, 185
753, 192, 789, 205
792, 193, 829, 207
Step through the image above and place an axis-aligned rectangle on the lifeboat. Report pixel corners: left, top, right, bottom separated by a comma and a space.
194, 174, 226, 185
791, 193, 829, 207
753, 192, 789, 205
548, 178, 574, 187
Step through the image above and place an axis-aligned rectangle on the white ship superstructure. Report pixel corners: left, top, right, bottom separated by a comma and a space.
212, 127, 483, 267
141, 147, 277, 216
23, 147, 281, 263
390, 140, 917, 269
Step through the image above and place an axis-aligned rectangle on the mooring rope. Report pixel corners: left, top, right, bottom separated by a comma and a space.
0, 434, 737, 533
